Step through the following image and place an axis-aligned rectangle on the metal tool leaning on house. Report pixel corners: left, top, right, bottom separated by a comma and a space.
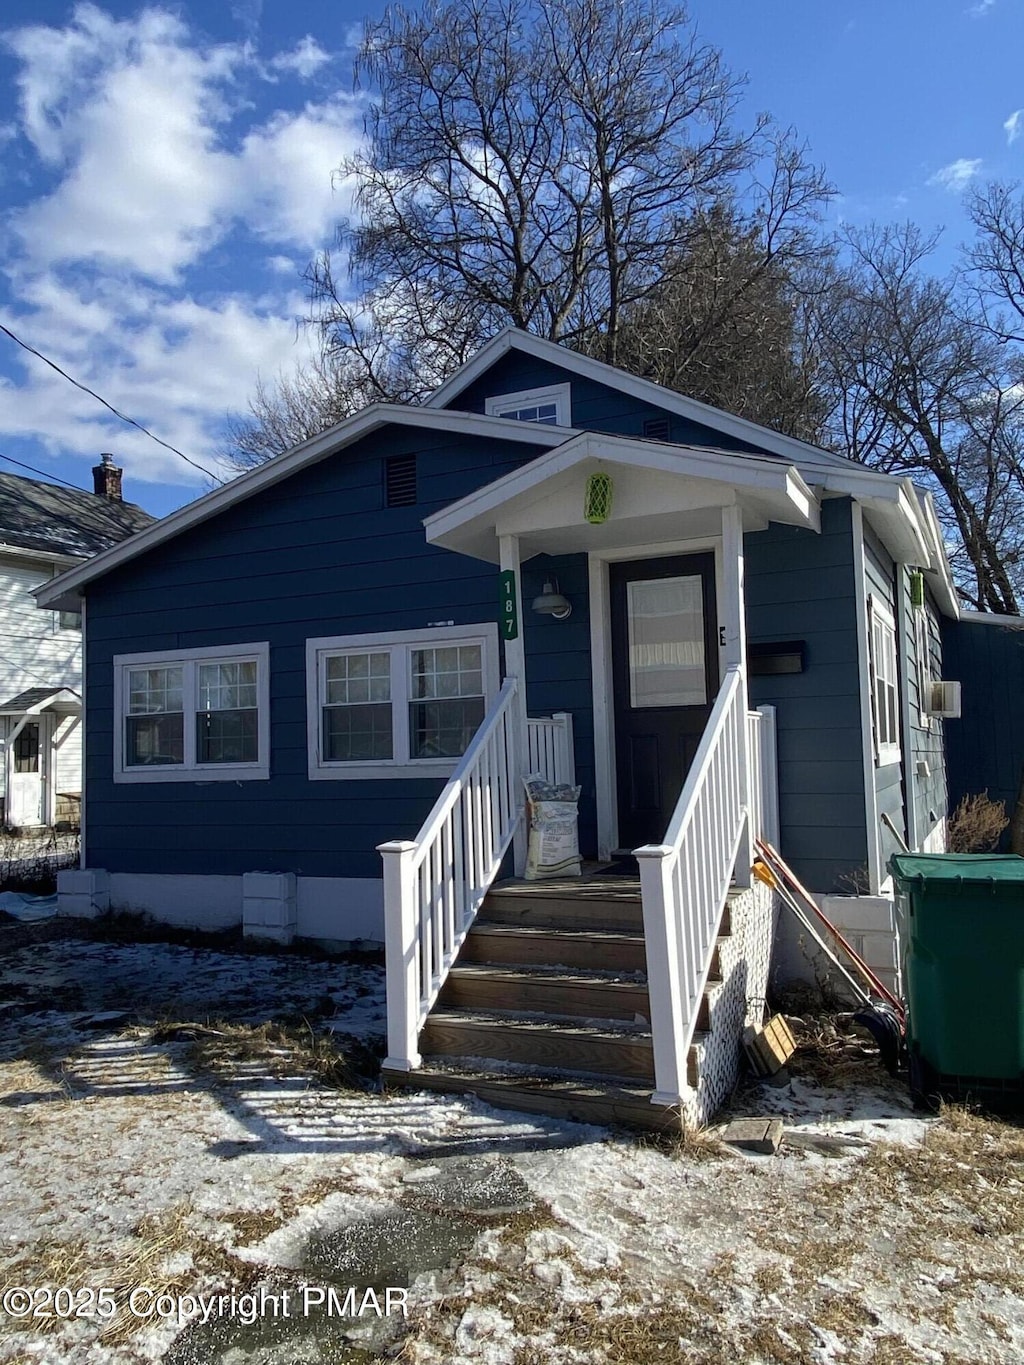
753, 839, 906, 1073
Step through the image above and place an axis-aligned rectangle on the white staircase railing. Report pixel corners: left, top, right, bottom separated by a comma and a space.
635, 665, 750, 1106
527, 712, 576, 786
746, 704, 779, 849
379, 677, 523, 1072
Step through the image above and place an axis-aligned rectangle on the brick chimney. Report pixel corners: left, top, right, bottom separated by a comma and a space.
93, 453, 123, 502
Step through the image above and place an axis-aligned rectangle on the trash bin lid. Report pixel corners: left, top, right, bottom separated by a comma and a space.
889, 852, 1024, 888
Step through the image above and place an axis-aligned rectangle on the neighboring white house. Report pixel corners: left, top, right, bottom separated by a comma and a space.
0, 457, 152, 829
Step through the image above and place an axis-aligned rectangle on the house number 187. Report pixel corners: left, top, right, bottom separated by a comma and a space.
499, 570, 519, 641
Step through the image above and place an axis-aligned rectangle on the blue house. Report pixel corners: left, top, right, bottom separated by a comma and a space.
38, 330, 966, 1128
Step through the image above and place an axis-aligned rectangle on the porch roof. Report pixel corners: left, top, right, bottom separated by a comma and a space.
0, 686, 80, 717
424, 431, 820, 563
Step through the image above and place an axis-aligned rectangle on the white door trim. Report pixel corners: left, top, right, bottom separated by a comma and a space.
588, 534, 726, 859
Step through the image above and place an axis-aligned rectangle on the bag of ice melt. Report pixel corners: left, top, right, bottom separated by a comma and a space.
523, 775, 582, 880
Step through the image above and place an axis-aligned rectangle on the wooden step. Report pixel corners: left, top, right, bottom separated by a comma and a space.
382, 1066, 684, 1134
420, 1009, 656, 1083
479, 888, 643, 934
460, 924, 648, 973
439, 965, 650, 1022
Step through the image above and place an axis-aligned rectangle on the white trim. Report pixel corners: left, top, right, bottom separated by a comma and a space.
485, 383, 571, 426
868, 593, 901, 767
852, 505, 883, 894
588, 555, 616, 859
36, 406, 576, 612
80, 598, 87, 866
305, 623, 499, 781
113, 641, 270, 783
426, 327, 859, 474
895, 565, 920, 852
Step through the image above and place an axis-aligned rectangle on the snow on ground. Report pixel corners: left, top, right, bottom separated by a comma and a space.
1, 922, 1022, 1364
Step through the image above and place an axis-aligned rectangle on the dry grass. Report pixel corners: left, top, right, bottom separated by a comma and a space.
159, 1017, 364, 1091
784, 1013, 888, 1085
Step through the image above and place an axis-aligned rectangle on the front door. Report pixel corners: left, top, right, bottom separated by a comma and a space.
610, 554, 719, 850
8, 721, 45, 828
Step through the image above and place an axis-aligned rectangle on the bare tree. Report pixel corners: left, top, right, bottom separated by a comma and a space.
817, 223, 1024, 612
610, 192, 833, 443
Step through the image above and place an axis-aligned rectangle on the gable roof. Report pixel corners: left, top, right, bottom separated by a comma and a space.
426, 327, 857, 477
0, 471, 153, 560
35, 404, 576, 611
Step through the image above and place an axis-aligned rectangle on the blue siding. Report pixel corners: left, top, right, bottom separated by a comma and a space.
451, 351, 771, 455
745, 497, 869, 892
520, 552, 595, 853
943, 617, 1024, 828
84, 427, 599, 878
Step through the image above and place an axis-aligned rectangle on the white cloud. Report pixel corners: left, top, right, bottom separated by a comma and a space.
969, 0, 997, 15
235, 101, 361, 247
1005, 110, 1024, 145
270, 36, 332, 79
928, 158, 983, 192
0, 5, 367, 494
4, 6, 362, 283
0, 272, 316, 489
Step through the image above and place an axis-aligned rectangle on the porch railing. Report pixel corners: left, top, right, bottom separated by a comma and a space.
379, 677, 523, 1072
527, 712, 576, 786
746, 704, 779, 849
635, 665, 750, 1106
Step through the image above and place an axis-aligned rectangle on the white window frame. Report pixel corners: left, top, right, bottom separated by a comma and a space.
485, 383, 571, 427
306, 623, 499, 780
914, 605, 934, 729
113, 642, 270, 783
867, 595, 901, 766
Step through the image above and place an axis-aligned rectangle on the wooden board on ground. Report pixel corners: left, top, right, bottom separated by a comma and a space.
743, 1015, 797, 1076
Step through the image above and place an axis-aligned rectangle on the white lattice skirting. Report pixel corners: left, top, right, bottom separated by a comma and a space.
684, 879, 779, 1127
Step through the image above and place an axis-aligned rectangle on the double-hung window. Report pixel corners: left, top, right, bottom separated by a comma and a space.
915, 607, 934, 728
114, 643, 270, 782
867, 597, 901, 766
485, 383, 571, 427
307, 624, 498, 779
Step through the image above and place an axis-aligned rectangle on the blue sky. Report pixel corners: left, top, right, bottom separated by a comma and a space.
0, 0, 1020, 519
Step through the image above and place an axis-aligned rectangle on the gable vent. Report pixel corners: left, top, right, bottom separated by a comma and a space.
384, 454, 417, 507
643, 417, 670, 441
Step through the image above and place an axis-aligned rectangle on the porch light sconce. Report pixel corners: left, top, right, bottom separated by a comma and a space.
531, 580, 572, 620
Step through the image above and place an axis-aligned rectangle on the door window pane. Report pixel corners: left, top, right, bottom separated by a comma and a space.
627, 576, 707, 708
13, 723, 39, 774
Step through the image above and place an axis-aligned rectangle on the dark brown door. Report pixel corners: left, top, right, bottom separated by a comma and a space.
610, 554, 719, 850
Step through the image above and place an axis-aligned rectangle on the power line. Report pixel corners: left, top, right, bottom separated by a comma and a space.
0, 320, 224, 484
0, 451, 90, 493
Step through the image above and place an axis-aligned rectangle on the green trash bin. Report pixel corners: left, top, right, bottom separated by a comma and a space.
889, 853, 1024, 1105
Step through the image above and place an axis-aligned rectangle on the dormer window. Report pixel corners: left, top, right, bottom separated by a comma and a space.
485, 383, 571, 427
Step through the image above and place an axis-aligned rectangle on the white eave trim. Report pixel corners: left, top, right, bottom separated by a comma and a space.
35, 404, 578, 610
426, 327, 859, 474
424, 431, 819, 546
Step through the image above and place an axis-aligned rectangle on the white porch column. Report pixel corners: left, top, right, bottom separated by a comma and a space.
499, 534, 530, 876
722, 504, 753, 886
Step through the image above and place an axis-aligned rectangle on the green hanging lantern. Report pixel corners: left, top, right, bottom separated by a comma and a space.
910, 570, 925, 609
584, 471, 613, 525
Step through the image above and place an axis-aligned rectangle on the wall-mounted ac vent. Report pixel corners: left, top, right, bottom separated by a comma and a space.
927, 680, 961, 718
